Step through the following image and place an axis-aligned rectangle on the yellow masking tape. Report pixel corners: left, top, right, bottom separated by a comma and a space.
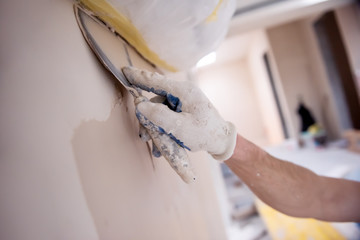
206, 0, 223, 22
80, 0, 177, 72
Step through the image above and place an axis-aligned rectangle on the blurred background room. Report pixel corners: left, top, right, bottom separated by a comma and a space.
1, 0, 360, 240
194, 0, 360, 239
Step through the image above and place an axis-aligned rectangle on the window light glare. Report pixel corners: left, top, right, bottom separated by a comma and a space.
196, 52, 217, 68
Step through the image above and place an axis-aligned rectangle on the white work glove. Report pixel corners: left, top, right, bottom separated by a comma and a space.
123, 67, 237, 161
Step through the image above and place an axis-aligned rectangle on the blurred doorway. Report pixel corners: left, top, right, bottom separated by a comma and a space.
263, 53, 289, 139
314, 11, 360, 130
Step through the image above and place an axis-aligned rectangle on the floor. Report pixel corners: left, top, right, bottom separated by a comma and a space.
228, 215, 270, 240
221, 164, 271, 240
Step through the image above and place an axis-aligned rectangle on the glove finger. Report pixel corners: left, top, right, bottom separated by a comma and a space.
136, 102, 191, 151
146, 124, 195, 183
152, 141, 161, 158
139, 123, 163, 158
139, 123, 151, 142
123, 66, 174, 95
122, 67, 186, 111
153, 135, 195, 183
123, 67, 210, 112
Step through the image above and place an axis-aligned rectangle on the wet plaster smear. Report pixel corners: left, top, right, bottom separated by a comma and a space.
72, 93, 226, 240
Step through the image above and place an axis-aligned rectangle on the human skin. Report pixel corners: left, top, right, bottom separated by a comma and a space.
123, 67, 360, 221
226, 134, 360, 222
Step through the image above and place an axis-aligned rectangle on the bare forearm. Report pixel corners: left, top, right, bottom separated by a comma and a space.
125, 67, 360, 221
319, 176, 360, 222
225, 135, 360, 221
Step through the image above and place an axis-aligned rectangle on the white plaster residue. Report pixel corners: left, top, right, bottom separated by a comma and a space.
123, 67, 237, 161
135, 103, 196, 183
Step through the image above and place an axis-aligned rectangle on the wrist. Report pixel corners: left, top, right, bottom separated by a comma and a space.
226, 134, 266, 165
211, 122, 237, 161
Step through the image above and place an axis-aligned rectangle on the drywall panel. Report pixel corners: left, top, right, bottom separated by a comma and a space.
0, 1, 227, 240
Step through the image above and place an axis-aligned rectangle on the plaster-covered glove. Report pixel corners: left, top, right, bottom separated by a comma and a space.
123, 67, 237, 161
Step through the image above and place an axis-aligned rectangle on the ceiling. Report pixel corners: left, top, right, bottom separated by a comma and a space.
211, 32, 256, 66
229, 0, 354, 37
206, 0, 355, 66
234, 0, 286, 16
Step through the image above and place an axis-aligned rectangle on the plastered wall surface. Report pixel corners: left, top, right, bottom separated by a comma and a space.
0, 1, 227, 240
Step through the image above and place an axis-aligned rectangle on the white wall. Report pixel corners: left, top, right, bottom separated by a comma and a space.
0, 1, 227, 240
247, 30, 284, 145
196, 59, 268, 147
195, 30, 286, 147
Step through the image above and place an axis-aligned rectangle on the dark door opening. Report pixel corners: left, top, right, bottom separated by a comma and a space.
314, 11, 360, 130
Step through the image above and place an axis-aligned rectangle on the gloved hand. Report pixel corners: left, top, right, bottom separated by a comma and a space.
122, 66, 237, 161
